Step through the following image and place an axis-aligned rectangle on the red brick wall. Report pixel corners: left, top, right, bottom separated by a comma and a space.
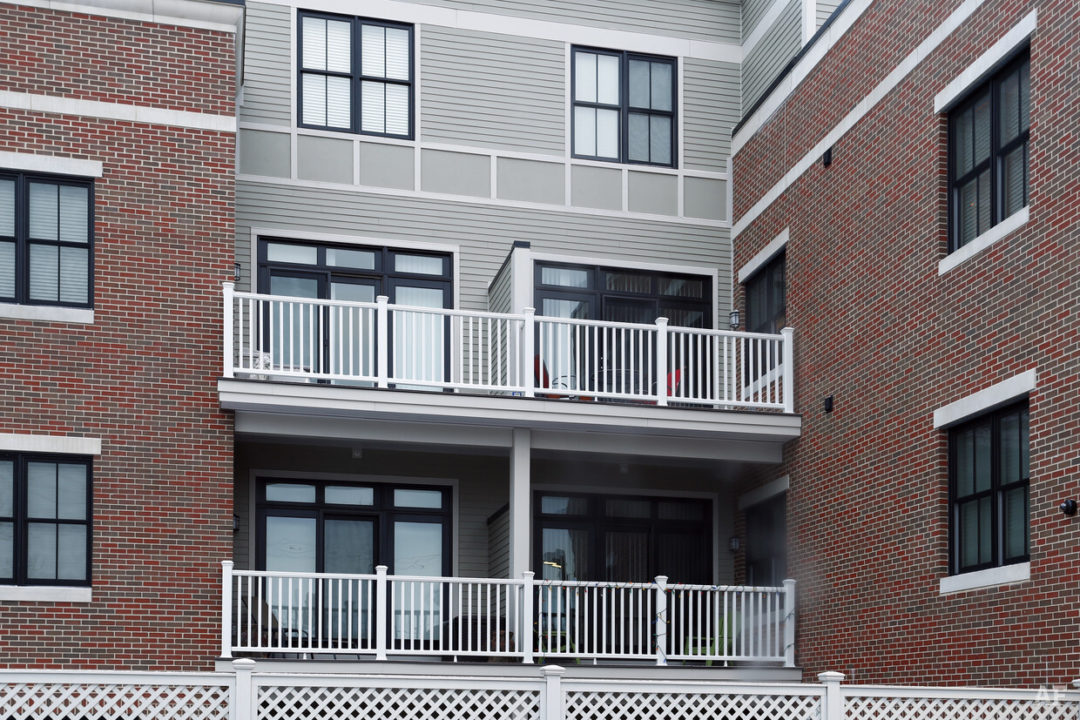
733, 0, 1080, 686
0, 5, 235, 671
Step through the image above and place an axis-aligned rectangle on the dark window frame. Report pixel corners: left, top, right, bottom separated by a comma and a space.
948, 50, 1030, 252
0, 171, 94, 309
743, 251, 786, 334
948, 401, 1030, 575
570, 47, 678, 168
297, 10, 415, 139
0, 453, 93, 587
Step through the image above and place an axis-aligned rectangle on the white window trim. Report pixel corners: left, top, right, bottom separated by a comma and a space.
738, 475, 789, 510
738, 227, 788, 283
0, 151, 103, 177
939, 561, 1029, 595
932, 369, 1036, 429
933, 10, 1037, 113
938, 206, 1029, 276
0, 585, 92, 603
0, 305, 94, 324
0, 433, 101, 455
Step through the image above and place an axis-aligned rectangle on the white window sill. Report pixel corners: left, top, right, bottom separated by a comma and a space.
0, 585, 92, 602
938, 206, 1029, 275
939, 562, 1030, 595
0, 304, 94, 324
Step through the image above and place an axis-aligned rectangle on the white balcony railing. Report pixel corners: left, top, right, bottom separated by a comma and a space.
222, 284, 795, 412
221, 562, 796, 666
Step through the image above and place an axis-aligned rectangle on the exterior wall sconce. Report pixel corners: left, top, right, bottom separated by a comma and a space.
728, 536, 741, 552
233, 514, 240, 532
729, 309, 741, 330
234, 262, 241, 282
824, 395, 834, 413
1060, 499, 1077, 516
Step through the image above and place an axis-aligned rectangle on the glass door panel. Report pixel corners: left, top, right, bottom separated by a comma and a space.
390, 283, 448, 387
325, 517, 375, 643
267, 273, 322, 372
602, 529, 651, 655
392, 520, 444, 642
329, 279, 377, 382
538, 296, 595, 393
264, 514, 317, 641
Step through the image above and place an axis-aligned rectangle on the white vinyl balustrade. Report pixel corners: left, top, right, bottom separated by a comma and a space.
222, 562, 795, 666
223, 283, 793, 412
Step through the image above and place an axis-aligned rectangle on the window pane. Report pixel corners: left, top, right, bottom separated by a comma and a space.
265, 515, 316, 572
605, 271, 651, 294
1000, 67, 1020, 143
0, 178, 14, 236
361, 24, 386, 78
540, 496, 588, 515
29, 244, 58, 301
574, 106, 596, 156
1000, 412, 1020, 485
385, 83, 409, 136
1019, 407, 1029, 478
0, 241, 13, 298
0, 522, 11, 578
977, 169, 991, 236
955, 107, 972, 175
267, 242, 318, 264
541, 527, 589, 580
331, 282, 374, 303
658, 500, 704, 521
394, 254, 443, 275
394, 521, 442, 575
386, 28, 410, 81
597, 54, 620, 105
302, 16, 327, 70
651, 115, 672, 165
266, 483, 316, 503
57, 463, 87, 520
574, 51, 597, 103
326, 247, 375, 269
605, 498, 650, 518
326, 19, 351, 73
325, 519, 374, 574
596, 108, 619, 159
1003, 145, 1026, 217
972, 94, 990, 164
394, 285, 443, 308
326, 75, 352, 129
393, 488, 443, 508
958, 178, 978, 245
27, 462, 56, 519
978, 496, 992, 565
955, 427, 974, 497
629, 60, 649, 108
361, 81, 386, 133
651, 62, 672, 112
604, 530, 648, 579
29, 183, 58, 240
325, 486, 374, 505
57, 524, 87, 580
0, 461, 11, 516
58, 186, 88, 244
1004, 486, 1028, 560
542, 297, 590, 319
28, 523, 57, 579
974, 422, 991, 492
628, 112, 649, 162
59, 246, 88, 304
960, 501, 979, 569
302, 74, 327, 126
662, 306, 705, 328
1019, 60, 1030, 131
541, 266, 589, 288
659, 277, 704, 299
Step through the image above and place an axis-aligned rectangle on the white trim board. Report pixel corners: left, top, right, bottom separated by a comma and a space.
0, 585, 92, 603
938, 206, 1029, 275
934, 10, 1036, 113
4, 0, 242, 33
939, 561, 1029, 594
0, 91, 236, 133
257, 0, 742, 63
738, 228, 789, 282
932, 369, 1036, 429
0, 433, 102, 455
0, 151, 103, 177
0, 304, 94, 324
733, 0, 991, 238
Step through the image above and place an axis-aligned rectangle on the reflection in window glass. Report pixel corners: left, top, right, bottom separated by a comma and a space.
394, 254, 444, 275
394, 488, 443, 509
326, 486, 374, 505
541, 527, 590, 580
327, 248, 376, 269
541, 267, 590, 288
267, 243, 318, 265
540, 496, 589, 515
266, 483, 317, 503
605, 498, 650, 518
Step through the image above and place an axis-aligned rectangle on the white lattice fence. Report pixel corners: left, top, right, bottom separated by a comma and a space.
844, 693, 1080, 720
565, 690, 822, 720
0, 677, 230, 720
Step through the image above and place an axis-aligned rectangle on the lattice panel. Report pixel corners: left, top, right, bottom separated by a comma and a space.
260, 684, 542, 720
0, 683, 230, 720
845, 696, 1079, 720
564, 691, 822, 720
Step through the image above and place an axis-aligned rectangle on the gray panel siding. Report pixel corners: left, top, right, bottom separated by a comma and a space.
241, 3, 292, 127
487, 507, 509, 578
683, 59, 740, 171
421, 26, 564, 154
742, 0, 775, 41
458, 476, 505, 579
237, 181, 731, 317
405, 0, 740, 44
742, 0, 801, 111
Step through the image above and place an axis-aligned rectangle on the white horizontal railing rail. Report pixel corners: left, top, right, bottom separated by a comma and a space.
222, 562, 795, 666
223, 283, 795, 412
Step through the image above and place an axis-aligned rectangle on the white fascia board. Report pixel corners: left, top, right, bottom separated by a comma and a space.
738, 475, 790, 510
0, 151, 103, 177
939, 562, 1029, 594
0, 433, 102, 455
5, 0, 243, 33
934, 10, 1037, 113
938, 206, 1029, 275
932, 369, 1036, 429
738, 228, 789, 282
0, 91, 236, 133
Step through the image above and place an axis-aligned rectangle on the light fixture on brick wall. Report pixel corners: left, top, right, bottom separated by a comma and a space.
1060, 499, 1077, 516
824, 395, 834, 413
729, 308, 740, 330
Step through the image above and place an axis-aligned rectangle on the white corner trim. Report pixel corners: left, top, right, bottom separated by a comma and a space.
738, 475, 790, 510
0, 585, 93, 603
0, 91, 236, 133
743, 0, 795, 57
934, 10, 1037, 113
938, 206, 1029, 275
939, 562, 1030, 595
4, 0, 243, 33
801, 0, 817, 46
0, 151, 103, 178
0, 304, 94, 324
932, 369, 1036, 429
738, 228, 789, 282
733, 0, 989, 237
0, 433, 103, 455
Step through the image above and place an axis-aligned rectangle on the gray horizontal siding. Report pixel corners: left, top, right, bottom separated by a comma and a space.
236, 181, 731, 316
487, 507, 509, 578
817, 0, 842, 28
683, 59, 740, 171
402, 0, 740, 44
742, 0, 775, 41
241, 2, 292, 127
421, 26, 564, 154
488, 257, 512, 313
742, 0, 801, 111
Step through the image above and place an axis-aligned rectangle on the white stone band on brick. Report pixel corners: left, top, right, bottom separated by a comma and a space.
0, 433, 102, 455
938, 206, 1029, 276
0, 151, 103, 177
0, 91, 237, 133
738, 227, 789, 282
934, 10, 1038, 113
4, 0, 243, 33
932, 369, 1037, 429
939, 561, 1030, 595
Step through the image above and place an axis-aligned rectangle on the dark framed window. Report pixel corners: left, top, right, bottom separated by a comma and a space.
298, 11, 414, 138
949, 51, 1029, 251
534, 492, 711, 584
744, 252, 785, 334
0, 171, 93, 308
0, 454, 92, 586
572, 48, 676, 167
949, 402, 1029, 575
